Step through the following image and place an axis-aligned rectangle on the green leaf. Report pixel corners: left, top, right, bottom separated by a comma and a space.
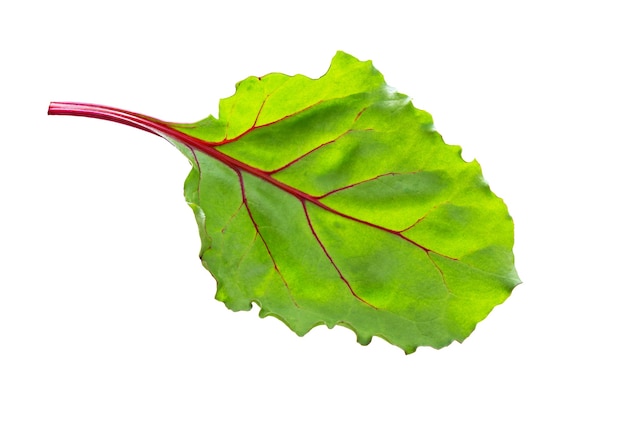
48, 51, 520, 353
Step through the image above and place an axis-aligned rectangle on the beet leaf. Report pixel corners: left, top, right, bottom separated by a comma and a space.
48, 51, 520, 353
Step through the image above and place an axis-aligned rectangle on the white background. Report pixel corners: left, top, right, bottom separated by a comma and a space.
1, 1, 625, 430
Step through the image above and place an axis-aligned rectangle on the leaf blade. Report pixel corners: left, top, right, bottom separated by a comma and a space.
48, 52, 520, 353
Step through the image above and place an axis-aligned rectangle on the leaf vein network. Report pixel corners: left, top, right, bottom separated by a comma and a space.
236, 169, 298, 308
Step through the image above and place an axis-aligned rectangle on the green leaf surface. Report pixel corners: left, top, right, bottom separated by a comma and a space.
49, 51, 520, 353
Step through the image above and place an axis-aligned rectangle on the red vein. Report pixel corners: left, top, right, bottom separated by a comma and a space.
236, 169, 298, 308
399, 201, 450, 233
316, 171, 416, 199
266, 129, 353, 175
48, 102, 456, 264
252, 95, 268, 127
266, 107, 371, 175
302, 201, 376, 309
221, 202, 244, 234
225, 94, 270, 141
426, 252, 453, 295
210, 100, 325, 147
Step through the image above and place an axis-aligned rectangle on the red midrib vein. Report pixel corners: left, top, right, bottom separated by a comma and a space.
48, 102, 441, 256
